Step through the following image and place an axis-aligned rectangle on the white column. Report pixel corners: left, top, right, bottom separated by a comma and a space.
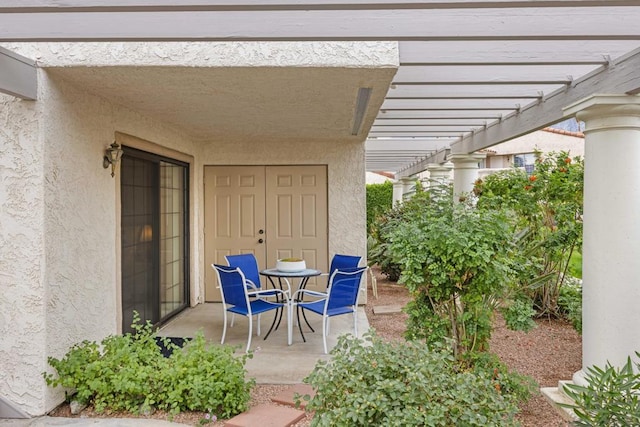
392, 180, 404, 205
426, 162, 453, 185
563, 94, 640, 384
449, 153, 486, 203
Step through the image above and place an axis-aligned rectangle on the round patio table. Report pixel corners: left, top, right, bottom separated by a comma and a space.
260, 268, 322, 342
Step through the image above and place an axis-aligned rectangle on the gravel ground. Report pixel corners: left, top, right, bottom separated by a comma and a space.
51, 266, 581, 426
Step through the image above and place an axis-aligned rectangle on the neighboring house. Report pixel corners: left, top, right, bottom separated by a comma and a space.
479, 127, 585, 177
0, 42, 397, 417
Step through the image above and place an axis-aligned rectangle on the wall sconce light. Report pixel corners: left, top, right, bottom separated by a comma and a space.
103, 142, 124, 177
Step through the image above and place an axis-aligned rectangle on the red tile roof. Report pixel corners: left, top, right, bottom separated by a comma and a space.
542, 127, 584, 138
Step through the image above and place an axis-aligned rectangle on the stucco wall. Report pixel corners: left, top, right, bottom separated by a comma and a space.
0, 93, 47, 416
200, 137, 367, 278
0, 68, 201, 415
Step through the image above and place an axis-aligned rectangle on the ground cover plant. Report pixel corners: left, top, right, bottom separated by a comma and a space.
301, 332, 534, 427
43, 314, 253, 418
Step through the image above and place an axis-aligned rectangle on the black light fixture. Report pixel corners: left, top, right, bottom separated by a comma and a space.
103, 142, 124, 177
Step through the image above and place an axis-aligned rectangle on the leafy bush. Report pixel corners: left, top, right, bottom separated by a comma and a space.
475, 151, 584, 318
301, 332, 531, 426
557, 277, 582, 334
43, 314, 253, 418
366, 181, 393, 232
562, 354, 640, 426
387, 185, 517, 357
501, 298, 537, 333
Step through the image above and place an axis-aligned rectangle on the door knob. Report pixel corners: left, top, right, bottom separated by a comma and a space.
258, 238, 264, 244
258, 229, 264, 234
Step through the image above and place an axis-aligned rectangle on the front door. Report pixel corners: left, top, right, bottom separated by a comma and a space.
204, 165, 328, 301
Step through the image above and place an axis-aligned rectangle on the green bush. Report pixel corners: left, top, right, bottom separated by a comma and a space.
301, 332, 531, 426
557, 278, 582, 334
366, 180, 393, 232
501, 298, 537, 333
43, 315, 253, 418
562, 353, 640, 426
388, 185, 517, 357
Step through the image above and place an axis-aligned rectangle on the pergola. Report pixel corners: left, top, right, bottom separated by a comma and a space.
1, 0, 640, 412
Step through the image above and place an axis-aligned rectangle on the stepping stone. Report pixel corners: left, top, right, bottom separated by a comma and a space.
225, 403, 305, 427
372, 304, 402, 315
271, 384, 315, 409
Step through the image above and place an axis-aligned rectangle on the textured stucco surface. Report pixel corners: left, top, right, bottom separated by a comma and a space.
0, 41, 391, 416
0, 92, 47, 416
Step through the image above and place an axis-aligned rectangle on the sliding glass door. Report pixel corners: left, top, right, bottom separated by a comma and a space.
121, 148, 189, 333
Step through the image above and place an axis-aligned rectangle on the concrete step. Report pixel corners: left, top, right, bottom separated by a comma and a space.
224, 404, 305, 427
270, 384, 315, 409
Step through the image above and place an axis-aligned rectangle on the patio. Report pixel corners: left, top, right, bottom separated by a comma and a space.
157, 303, 369, 384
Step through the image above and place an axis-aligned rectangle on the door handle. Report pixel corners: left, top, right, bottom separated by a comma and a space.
258, 238, 264, 244
258, 229, 264, 234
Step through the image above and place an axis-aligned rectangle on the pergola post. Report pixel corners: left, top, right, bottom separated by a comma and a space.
392, 180, 404, 205
426, 162, 453, 185
563, 94, 640, 384
449, 153, 486, 203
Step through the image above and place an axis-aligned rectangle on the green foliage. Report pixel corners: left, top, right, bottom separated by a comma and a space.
501, 298, 537, 333
568, 251, 583, 279
561, 354, 640, 426
475, 151, 584, 318
302, 332, 531, 427
557, 278, 582, 334
43, 314, 253, 418
366, 180, 394, 232
386, 185, 516, 357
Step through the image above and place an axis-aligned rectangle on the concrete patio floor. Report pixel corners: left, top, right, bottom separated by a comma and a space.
157, 303, 370, 384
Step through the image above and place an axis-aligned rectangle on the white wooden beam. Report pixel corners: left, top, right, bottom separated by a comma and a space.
377, 110, 507, 119
2, 7, 640, 41
3, 1, 639, 12
393, 65, 596, 85
385, 84, 561, 99
371, 125, 478, 132
0, 47, 37, 100
381, 98, 534, 110
374, 118, 493, 125
399, 40, 639, 65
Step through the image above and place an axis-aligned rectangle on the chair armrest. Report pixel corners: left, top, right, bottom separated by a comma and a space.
291, 289, 327, 302
248, 288, 289, 300
245, 279, 259, 290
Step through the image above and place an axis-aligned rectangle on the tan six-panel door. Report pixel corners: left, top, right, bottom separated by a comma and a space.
204, 165, 328, 301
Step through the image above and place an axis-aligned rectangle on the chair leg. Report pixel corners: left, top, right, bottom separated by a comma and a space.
246, 314, 253, 353
322, 315, 328, 354
257, 313, 261, 336
230, 313, 235, 328
221, 310, 228, 345
353, 309, 358, 337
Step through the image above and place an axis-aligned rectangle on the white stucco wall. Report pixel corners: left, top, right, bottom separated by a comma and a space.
0, 93, 47, 416
488, 129, 585, 158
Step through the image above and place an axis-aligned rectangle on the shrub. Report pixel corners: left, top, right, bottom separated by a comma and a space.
301, 332, 531, 427
388, 185, 517, 357
557, 277, 582, 334
475, 151, 584, 318
501, 298, 537, 333
43, 314, 253, 418
562, 354, 640, 426
366, 181, 393, 232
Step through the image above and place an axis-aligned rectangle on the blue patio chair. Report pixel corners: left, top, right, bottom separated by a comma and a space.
292, 266, 368, 354
324, 254, 362, 286
212, 264, 289, 353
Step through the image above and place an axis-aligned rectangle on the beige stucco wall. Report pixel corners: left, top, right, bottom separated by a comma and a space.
199, 137, 367, 297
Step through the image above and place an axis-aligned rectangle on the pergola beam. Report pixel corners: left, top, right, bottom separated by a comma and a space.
396, 47, 640, 176
2, 1, 639, 13
0, 47, 37, 100
2, 7, 640, 41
